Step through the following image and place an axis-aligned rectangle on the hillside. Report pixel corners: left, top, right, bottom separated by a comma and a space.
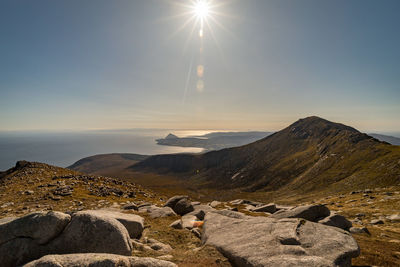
69, 153, 148, 176
132, 116, 400, 196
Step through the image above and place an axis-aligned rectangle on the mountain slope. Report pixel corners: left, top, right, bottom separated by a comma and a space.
132, 116, 400, 194
69, 153, 148, 176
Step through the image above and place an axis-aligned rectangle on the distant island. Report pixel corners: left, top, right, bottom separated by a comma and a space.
156, 131, 273, 151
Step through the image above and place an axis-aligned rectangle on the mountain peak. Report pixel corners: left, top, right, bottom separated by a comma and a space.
165, 133, 178, 139
284, 116, 360, 140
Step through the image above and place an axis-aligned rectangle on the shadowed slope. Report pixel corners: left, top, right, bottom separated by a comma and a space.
69, 153, 148, 176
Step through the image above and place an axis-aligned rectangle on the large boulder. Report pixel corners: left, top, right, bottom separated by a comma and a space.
164, 195, 188, 208
0, 211, 70, 245
318, 213, 352, 231
49, 210, 133, 255
269, 204, 330, 222
84, 210, 144, 238
202, 212, 360, 267
23, 253, 177, 267
164, 195, 194, 216
140, 205, 177, 218
173, 198, 194, 215
0, 211, 133, 267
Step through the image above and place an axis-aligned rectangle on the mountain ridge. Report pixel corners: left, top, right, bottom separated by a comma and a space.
131, 116, 400, 194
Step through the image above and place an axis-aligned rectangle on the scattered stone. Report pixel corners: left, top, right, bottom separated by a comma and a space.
318, 212, 352, 230
23, 253, 177, 267
169, 219, 183, 229
270, 204, 330, 222
1, 202, 14, 208
252, 203, 276, 213
122, 203, 139, 211
349, 227, 370, 235
229, 199, 261, 206
138, 202, 152, 208
164, 195, 188, 208
386, 214, 400, 222
173, 198, 194, 215
145, 238, 173, 252
210, 200, 221, 208
24, 190, 34, 195
191, 228, 202, 239
370, 219, 384, 225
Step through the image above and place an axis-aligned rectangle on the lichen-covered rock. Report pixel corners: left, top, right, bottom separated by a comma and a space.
202, 212, 360, 267
0, 211, 133, 267
23, 253, 177, 267
0, 211, 71, 246
49, 210, 133, 255
84, 210, 144, 238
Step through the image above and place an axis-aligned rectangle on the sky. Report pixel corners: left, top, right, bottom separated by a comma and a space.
0, 0, 399, 133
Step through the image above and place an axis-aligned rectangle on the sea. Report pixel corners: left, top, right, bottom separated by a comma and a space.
0, 129, 209, 171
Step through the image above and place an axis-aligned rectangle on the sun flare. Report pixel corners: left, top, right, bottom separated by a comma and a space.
193, 0, 210, 20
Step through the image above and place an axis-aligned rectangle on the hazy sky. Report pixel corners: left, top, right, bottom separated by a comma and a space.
1, 0, 399, 132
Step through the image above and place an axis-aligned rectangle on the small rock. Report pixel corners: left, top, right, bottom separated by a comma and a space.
349, 227, 370, 235
252, 203, 276, 213
169, 220, 183, 229
122, 203, 138, 211
145, 238, 173, 252
370, 219, 384, 225
191, 228, 201, 239
386, 214, 400, 222
210, 201, 221, 208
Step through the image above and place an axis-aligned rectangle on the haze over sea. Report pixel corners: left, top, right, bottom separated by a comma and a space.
0, 129, 208, 171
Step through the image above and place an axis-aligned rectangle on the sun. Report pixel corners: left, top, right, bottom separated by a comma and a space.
193, 0, 210, 20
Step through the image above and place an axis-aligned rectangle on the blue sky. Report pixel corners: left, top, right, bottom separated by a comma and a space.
0, 0, 399, 132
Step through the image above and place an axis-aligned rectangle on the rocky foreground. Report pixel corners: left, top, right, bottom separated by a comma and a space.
0, 193, 360, 267
1, 161, 399, 266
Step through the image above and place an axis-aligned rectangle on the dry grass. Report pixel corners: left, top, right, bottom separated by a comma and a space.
132, 212, 230, 266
